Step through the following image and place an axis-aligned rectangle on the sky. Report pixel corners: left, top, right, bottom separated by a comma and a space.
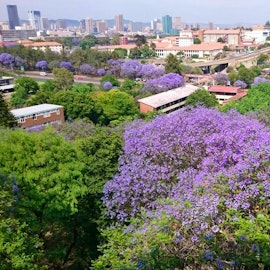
0, 0, 269, 26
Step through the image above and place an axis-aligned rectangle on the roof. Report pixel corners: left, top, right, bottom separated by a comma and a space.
155, 42, 224, 51
11, 104, 63, 118
209, 85, 241, 94
138, 84, 199, 108
203, 29, 242, 35
22, 41, 62, 47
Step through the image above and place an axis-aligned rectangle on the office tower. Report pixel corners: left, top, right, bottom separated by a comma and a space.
208, 22, 214, 30
7, 5, 20, 29
162, 15, 172, 35
173, 16, 182, 30
56, 20, 66, 30
85, 18, 93, 34
80, 19, 86, 32
115, 14, 124, 32
41, 18, 50, 31
28, 10, 42, 30
96, 20, 107, 34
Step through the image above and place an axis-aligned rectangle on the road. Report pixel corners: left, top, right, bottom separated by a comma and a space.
23, 71, 102, 86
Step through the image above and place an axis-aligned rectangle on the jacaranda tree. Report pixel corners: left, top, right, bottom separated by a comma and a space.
95, 107, 270, 269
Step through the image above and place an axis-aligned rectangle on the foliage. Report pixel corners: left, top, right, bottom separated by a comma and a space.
142, 73, 185, 94
165, 53, 182, 74
0, 128, 88, 269
80, 35, 98, 50
106, 59, 124, 77
257, 53, 269, 65
71, 83, 96, 94
193, 38, 201, 44
97, 107, 270, 269
52, 67, 74, 90
0, 93, 17, 127
94, 90, 139, 124
15, 77, 39, 94
50, 90, 103, 124
138, 64, 165, 80
185, 89, 219, 108
60, 61, 73, 71
214, 73, 229, 85
100, 75, 120, 87
221, 82, 270, 113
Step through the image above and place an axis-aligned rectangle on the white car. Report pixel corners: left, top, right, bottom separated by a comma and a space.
40, 72, 47, 76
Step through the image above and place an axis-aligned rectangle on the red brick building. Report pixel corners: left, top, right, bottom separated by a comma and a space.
11, 104, 65, 128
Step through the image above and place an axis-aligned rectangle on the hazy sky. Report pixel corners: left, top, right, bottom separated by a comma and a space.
0, 0, 269, 25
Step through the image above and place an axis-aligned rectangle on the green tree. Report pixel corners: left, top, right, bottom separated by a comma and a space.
0, 93, 17, 127
15, 77, 39, 94
165, 53, 182, 74
10, 86, 28, 108
52, 67, 74, 90
94, 90, 139, 124
50, 90, 103, 124
257, 53, 269, 65
80, 35, 98, 49
113, 48, 128, 58
193, 38, 201, 44
100, 75, 120, 87
0, 128, 88, 269
185, 89, 219, 108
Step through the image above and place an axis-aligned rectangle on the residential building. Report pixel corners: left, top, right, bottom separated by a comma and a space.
7, 5, 20, 30
208, 85, 247, 104
11, 104, 65, 129
19, 40, 63, 54
162, 15, 172, 35
176, 30, 194, 47
0, 22, 10, 30
0, 76, 15, 92
96, 20, 107, 34
85, 18, 93, 35
138, 84, 199, 113
28, 10, 42, 30
115, 14, 124, 32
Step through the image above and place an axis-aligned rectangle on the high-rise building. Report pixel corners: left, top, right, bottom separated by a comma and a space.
162, 15, 172, 35
56, 20, 66, 30
208, 22, 214, 30
96, 20, 107, 34
41, 18, 50, 31
28, 10, 42, 30
7, 5, 20, 30
173, 16, 182, 30
115, 14, 124, 32
85, 18, 93, 34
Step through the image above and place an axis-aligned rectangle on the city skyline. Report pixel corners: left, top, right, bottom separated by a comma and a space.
0, 0, 269, 26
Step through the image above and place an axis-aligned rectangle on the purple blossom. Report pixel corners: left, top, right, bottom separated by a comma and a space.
142, 73, 185, 94
0, 53, 15, 67
60, 61, 73, 71
36, 60, 48, 70
120, 60, 143, 79
102, 81, 113, 91
214, 73, 229, 85
251, 77, 270, 86
233, 80, 247, 89
79, 63, 96, 75
97, 68, 106, 76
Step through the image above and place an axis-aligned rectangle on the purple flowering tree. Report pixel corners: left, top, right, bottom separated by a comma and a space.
142, 73, 185, 94
138, 64, 165, 80
233, 80, 247, 89
35, 60, 48, 70
60, 61, 73, 71
102, 81, 113, 91
79, 64, 96, 75
0, 53, 15, 68
99, 106, 270, 269
214, 73, 229, 85
252, 77, 270, 86
120, 60, 142, 79
107, 59, 125, 77
97, 68, 106, 76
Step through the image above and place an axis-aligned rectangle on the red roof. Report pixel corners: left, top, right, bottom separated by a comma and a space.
209, 85, 241, 94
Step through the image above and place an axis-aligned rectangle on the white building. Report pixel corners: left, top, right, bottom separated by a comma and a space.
28, 10, 42, 31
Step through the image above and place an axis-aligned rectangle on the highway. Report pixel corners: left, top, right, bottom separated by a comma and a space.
23, 71, 102, 86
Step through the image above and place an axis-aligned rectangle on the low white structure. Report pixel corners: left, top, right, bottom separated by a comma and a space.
138, 84, 199, 113
0, 76, 15, 92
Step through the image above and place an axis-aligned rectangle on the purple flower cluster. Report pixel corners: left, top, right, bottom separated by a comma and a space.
36, 60, 48, 70
233, 80, 247, 89
103, 107, 270, 223
79, 63, 96, 75
0, 53, 15, 67
214, 73, 229, 85
102, 81, 113, 91
252, 77, 270, 86
141, 73, 185, 94
60, 61, 73, 71
120, 60, 142, 79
